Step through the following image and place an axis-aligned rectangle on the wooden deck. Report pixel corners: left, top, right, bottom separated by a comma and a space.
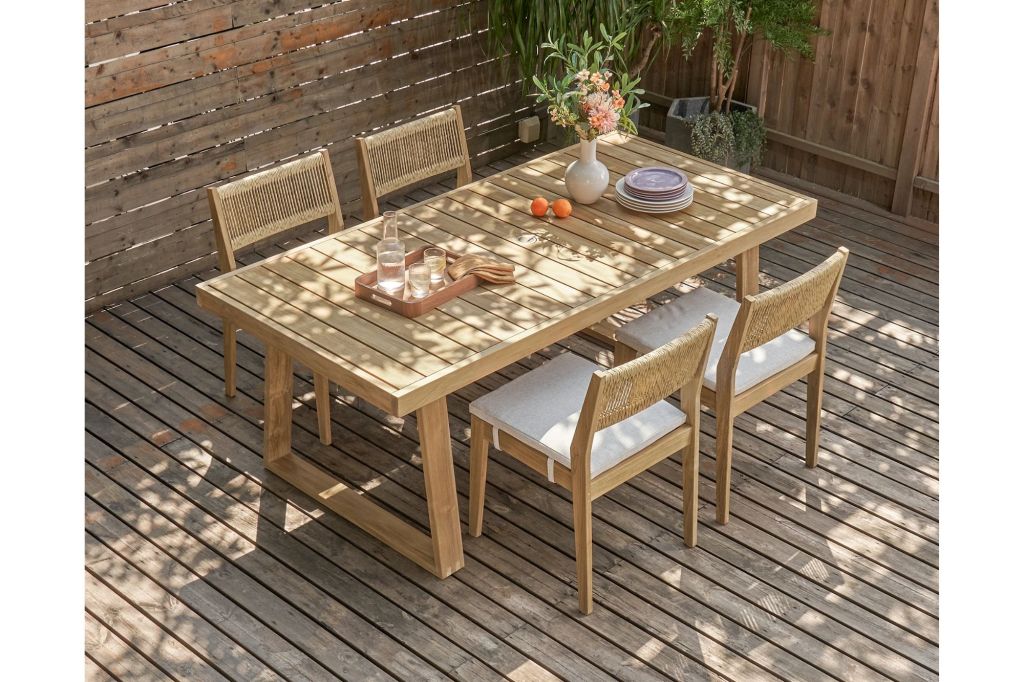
84, 143, 938, 682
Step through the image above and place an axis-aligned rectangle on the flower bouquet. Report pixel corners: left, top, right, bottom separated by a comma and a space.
532, 27, 647, 203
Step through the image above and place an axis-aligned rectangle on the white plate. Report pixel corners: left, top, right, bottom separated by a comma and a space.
615, 178, 693, 209
615, 192, 693, 209
615, 193, 693, 213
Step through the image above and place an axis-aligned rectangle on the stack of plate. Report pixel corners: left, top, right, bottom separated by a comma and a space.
615, 166, 693, 213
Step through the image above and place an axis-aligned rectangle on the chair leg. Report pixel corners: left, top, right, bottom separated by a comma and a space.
714, 400, 735, 525
572, 483, 594, 615
682, 437, 699, 548
223, 328, 237, 398
468, 416, 490, 537
313, 373, 331, 445
805, 363, 826, 468
613, 341, 638, 366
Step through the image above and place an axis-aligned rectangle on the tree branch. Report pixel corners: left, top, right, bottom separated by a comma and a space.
722, 6, 753, 112
630, 24, 663, 79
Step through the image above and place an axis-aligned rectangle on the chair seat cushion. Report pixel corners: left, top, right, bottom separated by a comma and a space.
469, 353, 685, 477
616, 287, 816, 394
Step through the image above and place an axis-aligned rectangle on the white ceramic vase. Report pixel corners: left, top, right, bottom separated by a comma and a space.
564, 138, 609, 204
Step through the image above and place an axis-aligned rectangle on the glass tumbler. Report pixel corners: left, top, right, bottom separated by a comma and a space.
423, 247, 447, 282
376, 240, 406, 292
408, 263, 431, 298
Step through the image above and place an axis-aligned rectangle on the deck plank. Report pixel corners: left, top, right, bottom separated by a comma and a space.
85, 145, 938, 681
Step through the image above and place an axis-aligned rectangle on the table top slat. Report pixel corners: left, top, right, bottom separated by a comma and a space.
483, 173, 697, 259
409, 202, 617, 298
306, 239, 530, 339
466, 181, 675, 269
196, 134, 816, 415
502, 164, 730, 249
284, 250, 505, 352
342, 218, 572, 323
213, 273, 428, 387
262, 258, 472, 365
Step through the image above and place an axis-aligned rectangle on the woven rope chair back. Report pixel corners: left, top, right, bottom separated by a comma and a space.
358, 107, 471, 198
589, 316, 717, 432
209, 150, 342, 257
739, 248, 849, 353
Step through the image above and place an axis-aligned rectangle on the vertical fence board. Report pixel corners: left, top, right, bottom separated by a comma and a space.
642, 0, 938, 224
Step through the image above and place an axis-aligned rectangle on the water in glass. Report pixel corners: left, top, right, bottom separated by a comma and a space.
424, 247, 446, 281
408, 263, 431, 298
376, 241, 405, 292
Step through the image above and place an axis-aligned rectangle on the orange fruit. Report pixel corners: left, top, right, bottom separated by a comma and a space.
552, 198, 573, 218
530, 197, 549, 217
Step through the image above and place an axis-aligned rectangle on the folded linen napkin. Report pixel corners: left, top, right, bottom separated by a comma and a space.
447, 254, 516, 284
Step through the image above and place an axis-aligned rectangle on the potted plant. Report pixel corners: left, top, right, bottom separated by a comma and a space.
532, 26, 647, 204
663, 0, 825, 171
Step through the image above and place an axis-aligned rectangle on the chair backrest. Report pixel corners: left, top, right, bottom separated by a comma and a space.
355, 105, 473, 219
570, 315, 718, 463
207, 149, 343, 272
716, 247, 849, 392
736, 246, 849, 353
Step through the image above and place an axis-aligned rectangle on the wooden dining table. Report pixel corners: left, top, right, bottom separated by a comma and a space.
195, 132, 817, 579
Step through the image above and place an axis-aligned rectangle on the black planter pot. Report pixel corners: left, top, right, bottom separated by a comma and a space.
664, 96, 758, 172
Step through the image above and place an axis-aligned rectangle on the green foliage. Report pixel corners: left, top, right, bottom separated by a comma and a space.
532, 26, 648, 139
691, 112, 735, 165
731, 109, 766, 167
669, 0, 826, 110
690, 109, 766, 167
484, 1, 684, 93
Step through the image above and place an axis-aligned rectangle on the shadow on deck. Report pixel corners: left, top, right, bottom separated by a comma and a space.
84, 144, 939, 682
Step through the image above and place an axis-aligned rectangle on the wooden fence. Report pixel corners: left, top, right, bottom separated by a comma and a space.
85, 0, 939, 311
85, 0, 529, 312
641, 0, 939, 225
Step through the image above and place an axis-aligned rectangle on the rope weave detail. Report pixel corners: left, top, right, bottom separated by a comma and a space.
362, 108, 468, 197
592, 317, 716, 431
741, 249, 848, 353
217, 153, 337, 251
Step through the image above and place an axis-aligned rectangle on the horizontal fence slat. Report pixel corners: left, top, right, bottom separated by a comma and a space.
85, 0, 454, 106
83, 0, 529, 310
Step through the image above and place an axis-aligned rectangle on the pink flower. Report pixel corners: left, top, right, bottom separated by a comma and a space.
588, 109, 619, 134
585, 93, 620, 134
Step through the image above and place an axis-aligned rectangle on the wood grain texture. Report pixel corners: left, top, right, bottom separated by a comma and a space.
193, 134, 816, 585
84, 146, 939, 681
197, 134, 817, 417
84, 0, 532, 311
642, 0, 939, 223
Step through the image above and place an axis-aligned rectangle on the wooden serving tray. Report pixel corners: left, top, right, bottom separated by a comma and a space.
354, 246, 481, 317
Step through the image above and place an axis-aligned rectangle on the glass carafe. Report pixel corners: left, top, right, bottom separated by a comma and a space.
376, 210, 406, 292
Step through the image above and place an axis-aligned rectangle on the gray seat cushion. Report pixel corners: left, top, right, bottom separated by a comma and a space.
616, 286, 816, 394
469, 353, 686, 478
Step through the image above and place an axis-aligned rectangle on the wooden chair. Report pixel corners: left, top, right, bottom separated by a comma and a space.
206, 149, 344, 445
614, 247, 849, 524
468, 316, 717, 614
355, 105, 473, 219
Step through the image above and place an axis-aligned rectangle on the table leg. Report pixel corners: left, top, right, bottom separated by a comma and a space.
261, 350, 464, 578
264, 346, 293, 465
417, 397, 465, 578
735, 246, 760, 301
